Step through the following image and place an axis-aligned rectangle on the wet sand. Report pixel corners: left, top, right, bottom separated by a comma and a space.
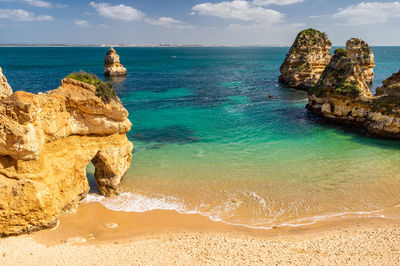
1, 202, 400, 265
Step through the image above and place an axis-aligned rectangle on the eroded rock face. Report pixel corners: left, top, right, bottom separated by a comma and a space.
0, 78, 133, 236
104, 47, 127, 77
307, 39, 400, 138
279, 28, 332, 90
376, 70, 400, 97
346, 38, 375, 85
0, 67, 12, 97
309, 48, 372, 98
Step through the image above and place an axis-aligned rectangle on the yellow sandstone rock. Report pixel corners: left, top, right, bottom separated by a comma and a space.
279, 28, 332, 91
0, 67, 12, 98
104, 47, 127, 77
0, 77, 133, 236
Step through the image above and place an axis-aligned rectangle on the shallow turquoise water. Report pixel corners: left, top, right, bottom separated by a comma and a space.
2, 47, 400, 228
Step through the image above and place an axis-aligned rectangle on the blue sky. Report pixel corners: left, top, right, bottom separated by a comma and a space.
1, 0, 400, 45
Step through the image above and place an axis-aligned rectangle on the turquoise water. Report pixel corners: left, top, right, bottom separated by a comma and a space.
2, 47, 400, 228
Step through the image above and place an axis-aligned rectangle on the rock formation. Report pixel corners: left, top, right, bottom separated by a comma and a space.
104, 47, 127, 77
0, 67, 12, 97
346, 38, 375, 85
307, 39, 400, 138
309, 47, 372, 98
0, 75, 133, 236
376, 70, 400, 97
279, 28, 332, 90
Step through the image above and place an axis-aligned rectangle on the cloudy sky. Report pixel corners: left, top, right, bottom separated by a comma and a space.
0, 0, 400, 45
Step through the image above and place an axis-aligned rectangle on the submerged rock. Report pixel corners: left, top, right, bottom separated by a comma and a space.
279, 28, 332, 90
104, 47, 127, 77
0, 74, 133, 237
0, 67, 12, 97
307, 38, 400, 138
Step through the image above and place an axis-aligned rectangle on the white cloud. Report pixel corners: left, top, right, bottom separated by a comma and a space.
89, 2, 193, 29
192, 0, 284, 23
145, 17, 193, 29
89, 1, 145, 21
0, 0, 67, 8
228, 22, 305, 31
252, 0, 303, 6
35, 14, 53, 21
23, 0, 51, 8
0, 8, 53, 21
73, 19, 90, 27
332, 1, 400, 25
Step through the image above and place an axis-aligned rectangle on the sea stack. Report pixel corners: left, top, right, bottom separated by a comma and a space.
104, 47, 127, 77
279, 28, 332, 90
346, 38, 375, 85
0, 67, 12, 97
0, 73, 133, 236
307, 38, 400, 138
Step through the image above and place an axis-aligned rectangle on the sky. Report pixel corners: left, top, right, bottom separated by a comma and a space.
1, 0, 400, 45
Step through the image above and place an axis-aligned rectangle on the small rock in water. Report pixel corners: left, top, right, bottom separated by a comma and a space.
66, 237, 87, 244
106, 223, 119, 229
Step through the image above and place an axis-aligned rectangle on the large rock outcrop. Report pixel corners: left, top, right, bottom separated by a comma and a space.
307, 39, 400, 138
346, 38, 375, 85
279, 28, 332, 90
0, 67, 12, 97
104, 47, 127, 77
0, 77, 133, 236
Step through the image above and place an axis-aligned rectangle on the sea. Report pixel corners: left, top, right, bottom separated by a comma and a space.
1, 46, 400, 229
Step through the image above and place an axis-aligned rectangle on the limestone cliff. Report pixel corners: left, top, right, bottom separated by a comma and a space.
0, 74, 133, 236
104, 47, 127, 77
0, 67, 12, 97
307, 39, 400, 138
279, 28, 332, 90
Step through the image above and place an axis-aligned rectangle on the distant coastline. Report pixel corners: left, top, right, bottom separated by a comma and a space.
0, 44, 290, 48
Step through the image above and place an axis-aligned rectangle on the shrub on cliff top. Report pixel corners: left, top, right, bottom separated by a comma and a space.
334, 48, 347, 57
65, 71, 117, 101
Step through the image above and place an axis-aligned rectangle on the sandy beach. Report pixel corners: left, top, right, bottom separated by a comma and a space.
1, 202, 400, 265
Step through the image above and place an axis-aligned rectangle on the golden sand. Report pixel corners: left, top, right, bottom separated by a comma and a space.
1, 202, 400, 265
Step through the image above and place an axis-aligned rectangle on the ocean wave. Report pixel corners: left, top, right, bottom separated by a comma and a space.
83, 192, 186, 213
83, 192, 400, 230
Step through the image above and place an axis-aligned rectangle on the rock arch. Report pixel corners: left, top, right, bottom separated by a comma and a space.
0, 77, 133, 236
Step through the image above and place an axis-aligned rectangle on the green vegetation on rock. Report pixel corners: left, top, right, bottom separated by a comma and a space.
335, 80, 361, 96
291, 28, 327, 54
334, 48, 347, 57
65, 71, 117, 101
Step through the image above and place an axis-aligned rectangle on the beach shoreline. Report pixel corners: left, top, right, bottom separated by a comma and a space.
1, 202, 400, 265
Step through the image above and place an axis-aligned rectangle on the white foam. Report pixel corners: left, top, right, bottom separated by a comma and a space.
83, 192, 400, 230
84, 192, 185, 213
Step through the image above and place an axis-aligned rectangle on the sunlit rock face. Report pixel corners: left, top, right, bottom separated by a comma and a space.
0, 67, 12, 97
104, 47, 127, 77
346, 38, 375, 86
279, 28, 332, 91
0, 78, 133, 237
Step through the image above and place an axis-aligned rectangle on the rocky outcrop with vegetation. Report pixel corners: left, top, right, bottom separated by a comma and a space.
346, 38, 375, 86
279, 28, 332, 90
0, 72, 133, 236
307, 39, 400, 138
